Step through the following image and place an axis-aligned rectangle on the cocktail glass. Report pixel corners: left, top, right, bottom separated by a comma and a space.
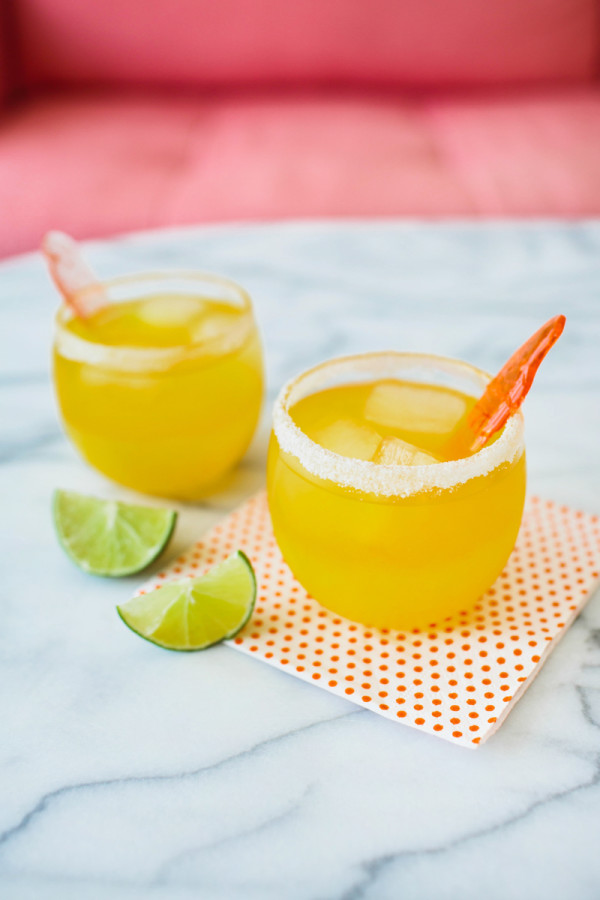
53, 271, 264, 499
267, 351, 526, 629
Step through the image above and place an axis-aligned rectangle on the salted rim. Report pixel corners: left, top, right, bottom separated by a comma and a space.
273, 351, 525, 498
53, 270, 254, 372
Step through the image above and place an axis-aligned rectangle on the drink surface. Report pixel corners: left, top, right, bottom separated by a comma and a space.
268, 376, 526, 629
289, 379, 476, 464
66, 294, 244, 349
54, 293, 263, 499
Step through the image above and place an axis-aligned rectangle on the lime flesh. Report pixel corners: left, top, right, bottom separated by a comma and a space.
53, 489, 177, 577
117, 551, 256, 651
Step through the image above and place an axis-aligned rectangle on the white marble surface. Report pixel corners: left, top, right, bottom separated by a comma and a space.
1, 220, 600, 900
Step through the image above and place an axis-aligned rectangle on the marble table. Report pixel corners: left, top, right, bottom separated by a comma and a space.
1, 221, 600, 900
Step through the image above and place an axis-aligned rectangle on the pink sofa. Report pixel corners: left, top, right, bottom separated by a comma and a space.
1, 0, 599, 258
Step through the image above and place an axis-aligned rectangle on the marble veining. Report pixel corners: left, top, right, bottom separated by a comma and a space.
1, 220, 600, 899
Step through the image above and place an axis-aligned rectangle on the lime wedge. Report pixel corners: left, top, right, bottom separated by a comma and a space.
53, 489, 177, 577
116, 552, 256, 650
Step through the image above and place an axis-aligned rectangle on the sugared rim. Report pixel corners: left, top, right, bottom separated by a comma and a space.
54, 270, 253, 372
272, 351, 525, 498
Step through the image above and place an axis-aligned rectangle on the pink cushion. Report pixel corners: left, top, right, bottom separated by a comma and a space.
429, 90, 600, 213
16, 0, 600, 89
1, 88, 600, 258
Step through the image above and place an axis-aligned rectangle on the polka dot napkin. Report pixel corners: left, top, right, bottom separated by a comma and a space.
138, 492, 600, 748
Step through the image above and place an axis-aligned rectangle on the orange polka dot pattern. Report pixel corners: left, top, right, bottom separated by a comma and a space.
137, 493, 600, 749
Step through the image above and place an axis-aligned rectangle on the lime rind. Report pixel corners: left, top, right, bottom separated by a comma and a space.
117, 551, 256, 651
53, 489, 177, 577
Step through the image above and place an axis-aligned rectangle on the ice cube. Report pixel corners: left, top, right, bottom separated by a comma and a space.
365, 383, 467, 434
373, 436, 439, 466
312, 419, 382, 460
191, 310, 239, 343
138, 295, 205, 328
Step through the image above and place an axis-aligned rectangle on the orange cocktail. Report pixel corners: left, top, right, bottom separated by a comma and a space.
268, 352, 526, 629
54, 272, 264, 499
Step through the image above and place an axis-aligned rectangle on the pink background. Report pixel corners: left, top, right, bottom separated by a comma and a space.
0, 0, 599, 257
14, 0, 600, 87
